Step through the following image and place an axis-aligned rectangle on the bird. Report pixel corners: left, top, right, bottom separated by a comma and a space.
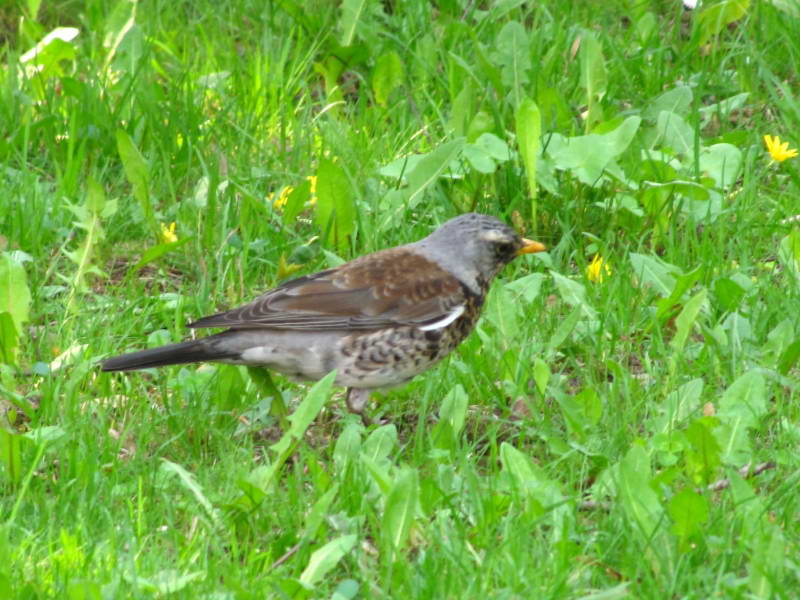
102, 213, 546, 417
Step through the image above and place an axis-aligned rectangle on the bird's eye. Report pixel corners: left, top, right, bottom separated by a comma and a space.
494, 240, 515, 257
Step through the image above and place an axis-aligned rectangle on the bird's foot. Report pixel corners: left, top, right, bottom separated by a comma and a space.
346, 388, 382, 426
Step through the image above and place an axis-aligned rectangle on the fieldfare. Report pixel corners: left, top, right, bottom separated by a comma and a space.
102, 213, 546, 416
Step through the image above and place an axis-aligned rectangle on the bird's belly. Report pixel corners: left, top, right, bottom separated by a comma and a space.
226, 321, 474, 389
333, 325, 467, 388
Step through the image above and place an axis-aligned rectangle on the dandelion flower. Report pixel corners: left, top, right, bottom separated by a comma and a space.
270, 176, 318, 212
764, 135, 798, 163
270, 186, 294, 210
160, 222, 178, 244
586, 254, 611, 283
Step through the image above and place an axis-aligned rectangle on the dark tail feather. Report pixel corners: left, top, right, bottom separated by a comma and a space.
101, 338, 237, 372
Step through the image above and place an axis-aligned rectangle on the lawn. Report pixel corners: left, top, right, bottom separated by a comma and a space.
2, 0, 800, 597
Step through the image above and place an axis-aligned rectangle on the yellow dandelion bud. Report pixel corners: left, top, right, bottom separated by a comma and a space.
763, 135, 798, 163
160, 222, 177, 244
586, 254, 611, 283
270, 186, 294, 210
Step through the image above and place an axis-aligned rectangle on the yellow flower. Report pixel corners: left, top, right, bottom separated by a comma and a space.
160, 222, 177, 244
269, 176, 318, 212
307, 175, 317, 201
270, 186, 293, 209
586, 254, 611, 283
763, 135, 798, 162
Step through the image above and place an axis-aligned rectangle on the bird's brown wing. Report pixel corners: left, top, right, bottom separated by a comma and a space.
188, 248, 467, 331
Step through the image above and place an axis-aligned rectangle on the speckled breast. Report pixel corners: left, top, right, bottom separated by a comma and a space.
335, 290, 485, 389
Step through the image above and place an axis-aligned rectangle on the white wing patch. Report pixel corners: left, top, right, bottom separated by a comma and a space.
418, 305, 465, 331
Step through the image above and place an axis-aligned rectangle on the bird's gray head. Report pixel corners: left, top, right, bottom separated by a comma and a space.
412, 213, 545, 292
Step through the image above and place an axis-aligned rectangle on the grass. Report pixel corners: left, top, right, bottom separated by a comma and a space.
2, 0, 800, 597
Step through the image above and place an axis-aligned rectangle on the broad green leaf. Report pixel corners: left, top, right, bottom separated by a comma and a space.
699, 143, 742, 189
383, 467, 419, 550
653, 379, 704, 434
722, 311, 753, 352
671, 289, 707, 354
579, 31, 607, 130
643, 180, 710, 202
300, 534, 358, 587
0, 314, 19, 365
274, 371, 336, 454
301, 484, 340, 541
546, 116, 640, 184
717, 370, 767, 427
778, 231, 800, 282
516, 97, 541, 220
698, 0, 751, 46
547, 306, 581, 350
116, 129, 155, 236
656, 266, 703, 321
19, 27, 78, 79
629, 253, 681, 297
333, 423, 362, 469
315, 158, 356, 252
405, 138, 465, 208
712, 277, 746, 312
494, 21, 531, 102
698, 92, 749, 126
533, 357, 550, 396
471, 35, 503, 93
86, 176, 107, 214
362, 424, 397, 463
360, 453, 392, 496
777, 340, 800, 376
501, 443, 543, 513
378, 153, 425, 180
656, 110, 694, 156
282, 179, 312, 225
0, 253, 31, 339
686, 417, 722, 483
761, 319, 794, 363
447, 84, 471, 137
102, 0, 136, 72
505, 272, 545, 303
643, 86, 693, 120
748, 527, 785, 598
715, 371, 766, 464
339, 0, 370, 46
668, 488, 709, 539
0, 429, 23, 483
767, 0, 799, 16
473, 133, 510, 161
372, 51, 404, 106
558, 387, 602, 440
463, 132, 511, 174
462, 144, 496, 174
501, 443, 568, 535
438, 385, 468, 435
466, 111, 493, 142
550, 271, 597, 319
617, 444, 663, 539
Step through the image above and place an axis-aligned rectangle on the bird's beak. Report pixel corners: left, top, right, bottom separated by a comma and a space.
516, 238, 547, 256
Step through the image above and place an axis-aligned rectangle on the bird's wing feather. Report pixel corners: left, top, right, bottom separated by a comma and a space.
188, 249, 466, 331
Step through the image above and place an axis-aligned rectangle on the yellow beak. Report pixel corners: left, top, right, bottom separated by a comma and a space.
516, 238, 547, 256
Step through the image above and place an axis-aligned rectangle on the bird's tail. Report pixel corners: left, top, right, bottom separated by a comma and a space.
101, 336, 238, 372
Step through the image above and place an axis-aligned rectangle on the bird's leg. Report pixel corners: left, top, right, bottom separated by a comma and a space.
345, 388, 373, 426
